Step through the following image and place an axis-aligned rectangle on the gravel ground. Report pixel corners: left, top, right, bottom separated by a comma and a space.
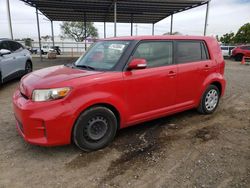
0, 58, 249, 188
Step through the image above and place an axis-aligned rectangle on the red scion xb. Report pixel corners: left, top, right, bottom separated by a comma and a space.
13, 36, 226, 151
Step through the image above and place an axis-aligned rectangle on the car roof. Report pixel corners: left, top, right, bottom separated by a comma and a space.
102, 35, 215, 41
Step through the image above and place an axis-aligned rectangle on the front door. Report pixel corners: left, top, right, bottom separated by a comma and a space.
123, 41, 177, 124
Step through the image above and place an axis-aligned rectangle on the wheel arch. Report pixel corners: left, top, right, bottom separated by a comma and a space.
70, 102, 122, 143
210, 81, 222, 96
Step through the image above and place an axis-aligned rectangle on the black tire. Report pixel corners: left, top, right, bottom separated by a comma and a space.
197, 85, 220, 114
0, 71, 2, 86
234, 54, 243, 61
25, 61, 33, 74
73, 106, 118, 151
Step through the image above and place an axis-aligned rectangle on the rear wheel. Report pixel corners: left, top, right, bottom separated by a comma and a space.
234, 54, 243, 61
25, 61, 32, 74
197, 85, 220, 114
73, 106, 118, 151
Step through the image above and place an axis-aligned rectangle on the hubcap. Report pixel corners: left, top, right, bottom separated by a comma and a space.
205, 89, 218, 111
86, 116, 108, 140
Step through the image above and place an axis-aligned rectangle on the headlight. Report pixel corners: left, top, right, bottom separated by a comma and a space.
32, 87, 71, 102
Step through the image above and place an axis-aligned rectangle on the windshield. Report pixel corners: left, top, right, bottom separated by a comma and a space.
74, 40, 131, 71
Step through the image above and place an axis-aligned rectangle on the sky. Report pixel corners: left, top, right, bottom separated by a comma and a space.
0, 0, 249, 41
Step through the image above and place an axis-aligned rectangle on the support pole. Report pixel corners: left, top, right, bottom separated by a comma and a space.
84, 13, 87, 52
170, 14, 173, 35
104, 21, 106, 38
51, 20, 55, 47
204, 1, 210, 36
36, 8, 42, 60
152, 23, 155, 36
114, 0, 117, 37
130, 14, 133, 36
6, 0, 13, 39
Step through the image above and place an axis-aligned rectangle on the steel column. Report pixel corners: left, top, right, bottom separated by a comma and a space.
130, 14, 133, 36
51, 20, 55, 47
36, 8, 42, 60
204, 1, 210, 36
104, 21, 106, 38
114, 0, 117, 37
152, 23, 155, 36
170, 14, 173, 35
6, 0, 13, 39
84, 13, 87, 51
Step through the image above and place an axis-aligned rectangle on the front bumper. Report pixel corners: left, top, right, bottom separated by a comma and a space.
12, 90, 76, 146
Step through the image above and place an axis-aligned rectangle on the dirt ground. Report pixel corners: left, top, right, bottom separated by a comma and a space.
0, 58, 249, 188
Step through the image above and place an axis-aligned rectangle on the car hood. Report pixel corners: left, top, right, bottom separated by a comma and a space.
20, 65, 102, 98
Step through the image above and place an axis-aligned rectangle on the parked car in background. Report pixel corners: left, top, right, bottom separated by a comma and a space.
41, 46, 61, 55
51, 46, 61, 55
220, 46, 235, 57
13, 36, 225, 151
0, 38, 32, 85
231, 45, 250, 61
27, 47, 38, 54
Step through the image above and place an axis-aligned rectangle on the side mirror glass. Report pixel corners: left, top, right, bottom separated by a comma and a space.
0, 49, 11, 56
128, 58, 147, 70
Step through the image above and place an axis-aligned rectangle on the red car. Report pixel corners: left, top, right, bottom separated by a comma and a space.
231, 45, 250, 61
13, 36, 226, 151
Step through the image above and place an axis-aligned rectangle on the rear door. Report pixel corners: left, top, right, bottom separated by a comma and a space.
8, 41, 27, 73
123, 41, 177, 123
175, 40, 212, 106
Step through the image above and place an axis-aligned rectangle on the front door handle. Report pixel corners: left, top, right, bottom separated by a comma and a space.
168, 71, 177, 77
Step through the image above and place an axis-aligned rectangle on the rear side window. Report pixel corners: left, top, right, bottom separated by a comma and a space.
176, 41, 209, 64
133, 41, 173, 68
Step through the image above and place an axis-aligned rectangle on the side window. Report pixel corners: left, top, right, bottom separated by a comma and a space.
176, 41, 208, 63
8, 41, 23, 52
0, 41, 11, 51
221, 47, 228, 50
133, 41, 173, 68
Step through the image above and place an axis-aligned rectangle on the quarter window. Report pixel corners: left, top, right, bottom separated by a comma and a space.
176, 41, 209, 64
133, 41, 173, 68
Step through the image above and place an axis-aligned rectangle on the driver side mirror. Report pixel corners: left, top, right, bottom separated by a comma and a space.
0, 49, 11, 56
128, 58, 147, 70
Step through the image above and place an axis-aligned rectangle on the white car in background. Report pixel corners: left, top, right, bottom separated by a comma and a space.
220, 46, 235, 57
0, 38, 32, 85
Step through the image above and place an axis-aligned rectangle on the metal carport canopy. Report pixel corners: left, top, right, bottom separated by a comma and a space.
21, 0, 208, 24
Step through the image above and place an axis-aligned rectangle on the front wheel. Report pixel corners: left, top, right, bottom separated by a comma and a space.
197, 85, 220, 114
25, 61, 33, 74
73, 106, 118, 151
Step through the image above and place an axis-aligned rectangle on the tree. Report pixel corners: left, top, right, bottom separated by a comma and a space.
234, 23, 250, 44
22, 38, 33, 47
163, 31, 182, 35
60, 22, 98, 42
41, 35, 51, 42
219, 32, 235, 44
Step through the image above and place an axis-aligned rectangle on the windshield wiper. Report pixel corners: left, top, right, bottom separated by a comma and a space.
74, 64, 96, 70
